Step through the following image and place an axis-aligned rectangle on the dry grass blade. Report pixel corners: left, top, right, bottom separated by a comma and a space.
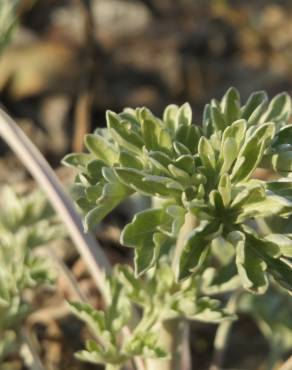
20, 329, 46, 370
0, 108, 146, 370
0, 108, 111, 297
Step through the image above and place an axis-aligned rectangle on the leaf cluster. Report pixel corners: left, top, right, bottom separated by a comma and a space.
69, 263, 231, 368
0, 187, 63, 360
64, 88, 292, 294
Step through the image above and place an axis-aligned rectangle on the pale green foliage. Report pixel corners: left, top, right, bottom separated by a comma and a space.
69, 263, 231, 368
64, 88, 292, 294
0, 187, 63, 360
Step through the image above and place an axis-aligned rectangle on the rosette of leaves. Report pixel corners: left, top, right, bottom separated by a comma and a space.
69, 263, 231, 369
63, 88, 292, 294
0, 187, 63, 361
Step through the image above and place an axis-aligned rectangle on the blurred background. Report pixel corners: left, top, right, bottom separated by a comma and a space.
0, 1, 292, 369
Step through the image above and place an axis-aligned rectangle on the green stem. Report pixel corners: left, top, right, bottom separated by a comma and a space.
106, 365, 121, 370
145, 319, 188, 370
145, 212, 196, 370
209, 291, 241, 370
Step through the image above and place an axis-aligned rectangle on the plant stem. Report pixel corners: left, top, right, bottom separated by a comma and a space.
106, 365, 121, 370
145, 319, 187, 370
146, 212, 196, 370
172, 212, 197, 277
209, 291, 241, 370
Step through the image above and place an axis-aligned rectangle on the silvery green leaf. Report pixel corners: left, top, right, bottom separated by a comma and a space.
178, 221, 221, 280
218, 174, 231, 207
120, 107, 140, 126
264, 234, 292, 258
178, 102, 192, 125
230, 183, 264, 209
68, 302, 105, 336
220, 87, 241, 125
236, 192, 292, 223
209, 190, 225, 216
211, 236, 235, 264
231, 122, 275, 183
198, 137, 216, 172
174, 155, 195, 174
173, 141, 191, 155
62, 153, 93, 170
85, 134, 118, 165
124, 332, 167, 358
115, 168, 181, 198
163, 104, 179, 133
148, 151, 173, 169
75, 339, 126, 366
141, 116, 168, 152
219, 119, 246, 174
241, 230, 292, 292
258, 255, 292, 292
184, 296, 234, 323
271, 124, 292, 148
201, 264, 240, 295
175, 124, 200, 154
119, 151, 143, 170
202, 103, 213, 137
168, 164, 190, 186
106, 110, 143, 154
121, 209, 172, 274
210, 101, 226, 131
261, 151, 292, 174
259, 92, 292, 125
133, 243, 160, 276
241, 91, 268, 121
242, 227, 281, 258
121, 209, 171, 249
229, 231, 268, 294
247, 99, 268, 125
86, 160, 104, 183
165, 205, 186, 237
84, 181, 133, 231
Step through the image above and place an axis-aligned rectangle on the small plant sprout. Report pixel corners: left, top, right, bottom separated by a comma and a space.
63, 87, 292, 370
0, 187, 63, 361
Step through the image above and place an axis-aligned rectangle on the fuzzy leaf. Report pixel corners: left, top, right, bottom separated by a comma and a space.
259, 92, 291, 124
106, 110, 143, 154
221, 87, 241, 125
85, 134, 118, 165
231, 122, 275, 183
178, 102, 192, 125
229, 231, 268, 294
84, 180, 133, 231
121, 209, 172, 274
178, 221, 221, 280
241, 91, 268, 121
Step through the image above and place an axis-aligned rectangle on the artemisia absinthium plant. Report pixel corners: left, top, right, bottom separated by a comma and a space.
64, 88, 292, 370
0, 187, 62, 361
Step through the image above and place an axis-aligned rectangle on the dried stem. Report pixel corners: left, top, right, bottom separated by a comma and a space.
0, 109, 111, 294
20, 329, 46, 370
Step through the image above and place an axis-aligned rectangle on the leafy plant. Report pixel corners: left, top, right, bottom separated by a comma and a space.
63, 88, 292, 369
0, 187, 63, 361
